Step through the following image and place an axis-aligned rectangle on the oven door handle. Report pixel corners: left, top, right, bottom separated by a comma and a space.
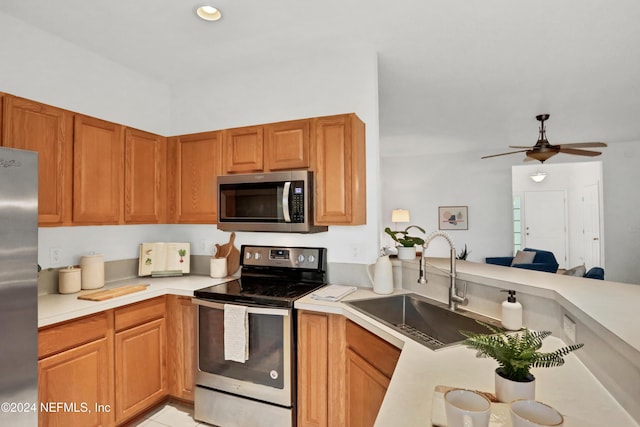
192, 298, 290, 317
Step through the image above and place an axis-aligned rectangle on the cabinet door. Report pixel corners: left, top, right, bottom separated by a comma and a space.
38, 338, 114, 427
298, 311, 329, 427
265, 119, 310, 171
124, 128, 166, 224
313, 114, 366, 225
115, 317, 167, 423
345, 348, 390, 427
223, 125, 264, 173
297, 311, 347, 427
167, 295, 196, 402
2, 95, 73, 225
168, 131, 221, 223
73, 115, 124, 224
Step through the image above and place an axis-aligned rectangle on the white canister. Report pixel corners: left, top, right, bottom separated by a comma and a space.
58, 266, 82, 294
210, 258, 228, 278
80, 254, 104, 290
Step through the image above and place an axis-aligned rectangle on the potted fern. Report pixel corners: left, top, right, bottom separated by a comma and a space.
384, 225, 425, 260
461, 322, 584, 402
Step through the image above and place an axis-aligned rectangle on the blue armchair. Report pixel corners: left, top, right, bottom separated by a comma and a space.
485, 248, 559, 273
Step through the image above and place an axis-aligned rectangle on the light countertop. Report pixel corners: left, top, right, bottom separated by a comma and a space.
38, 274, 234, 328
295, 288, 639, 427
38, 263, 640, 427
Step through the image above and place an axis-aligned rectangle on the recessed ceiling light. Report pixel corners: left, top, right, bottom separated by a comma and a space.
196, 5, 222, 21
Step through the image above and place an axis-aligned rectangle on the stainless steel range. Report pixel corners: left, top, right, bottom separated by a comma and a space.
193, 245, 327, 427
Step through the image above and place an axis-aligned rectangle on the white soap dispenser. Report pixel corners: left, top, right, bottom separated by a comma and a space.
500, 290, 523, 331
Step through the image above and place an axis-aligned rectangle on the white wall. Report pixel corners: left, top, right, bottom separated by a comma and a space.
2, 13, 381, 269
381, 149, 514, 262
0, 12, 171, 135
381, 142, 640, 284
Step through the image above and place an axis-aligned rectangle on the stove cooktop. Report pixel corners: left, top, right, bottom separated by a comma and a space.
194, 278, 325, 308
194, 245, 327, 308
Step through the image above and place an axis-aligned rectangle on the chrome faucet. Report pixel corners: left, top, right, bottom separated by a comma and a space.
417, 231, 468, 311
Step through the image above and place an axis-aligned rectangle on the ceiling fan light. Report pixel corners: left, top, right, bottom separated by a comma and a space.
529, 171, 547, 183
526, 150, 556, 163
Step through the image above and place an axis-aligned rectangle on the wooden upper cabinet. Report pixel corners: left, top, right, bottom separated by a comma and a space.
223, 125, 264, 173
2, 95, 73, 225
124, 128, 166, 224
265, 119, 311, 171
73, 115, 124, 225
168, 131, 222, 223
312, 114, 366, 225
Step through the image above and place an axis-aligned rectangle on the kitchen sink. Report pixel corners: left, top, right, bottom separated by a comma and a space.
345, 293, 502, 350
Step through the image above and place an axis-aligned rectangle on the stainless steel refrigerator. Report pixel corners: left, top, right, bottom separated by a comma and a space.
0, 147, 38, 426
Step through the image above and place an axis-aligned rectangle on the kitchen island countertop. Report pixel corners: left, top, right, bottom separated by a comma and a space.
295, 287, 639, 427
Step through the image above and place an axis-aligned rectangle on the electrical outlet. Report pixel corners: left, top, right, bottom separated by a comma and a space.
563, 314, 577, 343
49, 247, 62, 266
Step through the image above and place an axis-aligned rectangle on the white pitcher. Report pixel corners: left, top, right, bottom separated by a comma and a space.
367, 255, 394, 295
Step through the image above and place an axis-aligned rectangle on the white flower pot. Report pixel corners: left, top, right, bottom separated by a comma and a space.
495, 369, 535, 403
396, 246, 417, 260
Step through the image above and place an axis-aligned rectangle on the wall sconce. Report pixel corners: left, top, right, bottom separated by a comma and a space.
391, 209, 410, 230
529, 171, 547, 183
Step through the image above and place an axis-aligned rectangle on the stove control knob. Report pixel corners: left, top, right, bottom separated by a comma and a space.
308, 255, 316, 263
245, 251, 252, 260
297, 254, 306, 263
254, 252, 262, 260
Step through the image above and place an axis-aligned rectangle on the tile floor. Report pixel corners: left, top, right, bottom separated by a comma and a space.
127, 401, 208, 426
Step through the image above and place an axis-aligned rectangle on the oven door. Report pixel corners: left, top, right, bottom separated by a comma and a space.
193, 298, 293, 407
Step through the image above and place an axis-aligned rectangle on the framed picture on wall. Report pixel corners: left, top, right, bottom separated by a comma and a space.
438, 206, 468, 230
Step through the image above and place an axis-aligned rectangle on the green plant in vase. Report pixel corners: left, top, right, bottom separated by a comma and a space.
461, 321, 584, 402
384, 225, 425, 260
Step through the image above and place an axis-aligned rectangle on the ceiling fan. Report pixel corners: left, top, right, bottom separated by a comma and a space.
481, 114, 607, 163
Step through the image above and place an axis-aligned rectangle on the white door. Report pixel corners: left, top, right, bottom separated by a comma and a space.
583, 183, 602, 269
523, 190, 568, 269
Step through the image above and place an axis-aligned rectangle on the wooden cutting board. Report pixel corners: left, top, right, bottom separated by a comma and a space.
214, 232, 240, 275
78, 284, 149, 301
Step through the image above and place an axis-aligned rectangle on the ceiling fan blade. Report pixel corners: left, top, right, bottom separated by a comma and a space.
509, 145, 534, 149
481, 149, 529, 159
556, 142, 607, 148
558, 147, 602, 157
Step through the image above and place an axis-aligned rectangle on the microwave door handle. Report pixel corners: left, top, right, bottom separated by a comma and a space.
282, 181, 292, 223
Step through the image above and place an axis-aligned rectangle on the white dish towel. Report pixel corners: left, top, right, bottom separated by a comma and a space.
224, 304, 249, 363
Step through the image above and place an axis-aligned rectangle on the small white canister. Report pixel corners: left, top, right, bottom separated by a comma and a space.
80, 254, 105, 290
210, 258, 228, 278
58, 266, 82, 294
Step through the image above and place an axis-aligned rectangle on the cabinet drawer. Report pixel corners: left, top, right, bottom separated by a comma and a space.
38, 311, 110, 359
115, 296, 166, 331
345, 320, 401, 379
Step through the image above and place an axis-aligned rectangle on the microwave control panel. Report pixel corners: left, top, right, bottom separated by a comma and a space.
290, 181, 305, 223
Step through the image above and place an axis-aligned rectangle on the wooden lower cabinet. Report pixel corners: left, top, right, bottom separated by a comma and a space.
167, 295, 196, 402
345, 348, 392, 427
297, 311, 400, 427
38, 312, 115, 427
114, 297, 168, 424
39, 338, 113, 427
38, 296, 181, 427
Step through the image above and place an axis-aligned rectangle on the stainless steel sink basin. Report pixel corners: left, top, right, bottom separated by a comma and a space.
345, 293, 502, 350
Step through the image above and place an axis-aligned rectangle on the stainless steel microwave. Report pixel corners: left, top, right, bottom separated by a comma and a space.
217, 170, 327, 233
